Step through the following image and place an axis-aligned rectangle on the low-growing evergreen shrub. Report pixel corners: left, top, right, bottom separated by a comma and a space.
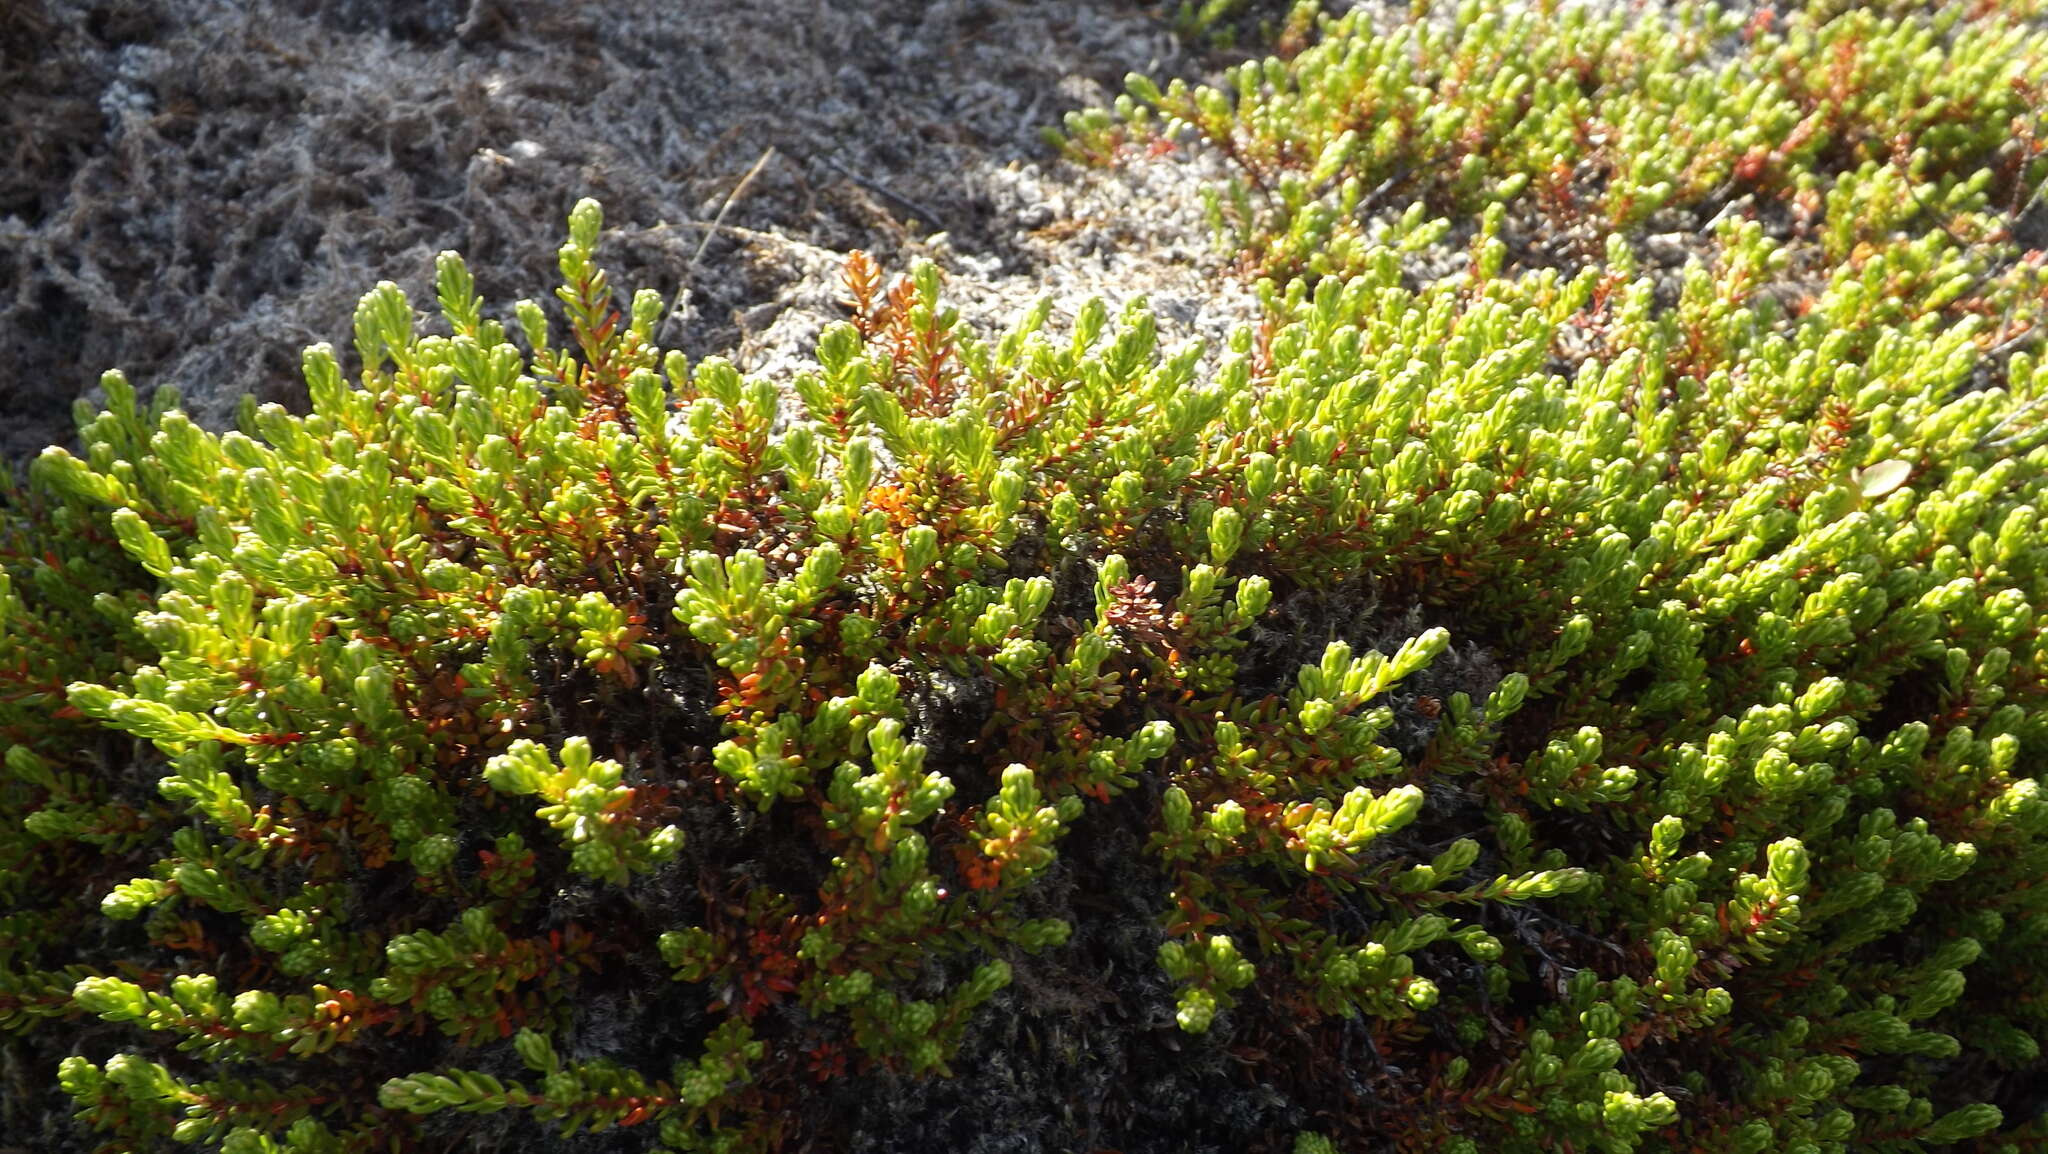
4, 2, 2048, 1152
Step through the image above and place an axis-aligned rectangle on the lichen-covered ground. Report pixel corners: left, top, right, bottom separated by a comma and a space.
0, 0, 1268, 467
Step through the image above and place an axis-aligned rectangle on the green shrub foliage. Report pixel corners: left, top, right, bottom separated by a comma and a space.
5, 3, 2048, 1152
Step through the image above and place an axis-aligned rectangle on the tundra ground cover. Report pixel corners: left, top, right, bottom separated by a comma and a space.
5, 1, 2048, 1151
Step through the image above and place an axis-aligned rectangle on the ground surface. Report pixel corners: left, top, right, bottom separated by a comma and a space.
0, 0, 1264, 467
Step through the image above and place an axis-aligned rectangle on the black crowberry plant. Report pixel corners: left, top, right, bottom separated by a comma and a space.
4, 1, 2048, 1151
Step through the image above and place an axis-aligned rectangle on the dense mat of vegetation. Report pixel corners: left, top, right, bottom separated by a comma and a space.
4, 1, 2048, 1151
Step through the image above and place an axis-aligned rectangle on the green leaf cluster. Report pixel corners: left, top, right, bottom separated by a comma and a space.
4, 2, 2048, 1147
